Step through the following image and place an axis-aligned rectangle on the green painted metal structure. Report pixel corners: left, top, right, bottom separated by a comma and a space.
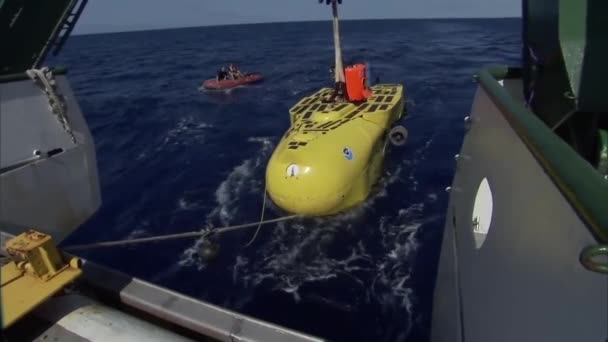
520, 0, 608, 242
479, 67, 608, 243
523, 0, 608, 169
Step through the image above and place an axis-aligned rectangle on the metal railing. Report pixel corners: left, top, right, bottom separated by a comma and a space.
476, 66, 608, 242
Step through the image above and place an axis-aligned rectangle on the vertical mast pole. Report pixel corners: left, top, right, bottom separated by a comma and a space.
332, 0, 345, 84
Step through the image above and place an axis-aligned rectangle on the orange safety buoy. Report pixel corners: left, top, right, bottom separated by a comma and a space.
345, 64, 372, 101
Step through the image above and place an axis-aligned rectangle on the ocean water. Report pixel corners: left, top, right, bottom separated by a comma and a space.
56, 18, 520, 342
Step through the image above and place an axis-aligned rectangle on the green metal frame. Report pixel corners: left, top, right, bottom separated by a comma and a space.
476, 66, 608, 242
580, 244, 608, 274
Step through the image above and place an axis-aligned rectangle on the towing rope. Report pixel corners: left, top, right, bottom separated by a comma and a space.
65, 185, 296, 251
244, 185, 269, 247
64, 214, 299, 251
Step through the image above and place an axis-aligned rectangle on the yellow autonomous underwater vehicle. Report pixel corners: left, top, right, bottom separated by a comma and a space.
266, 0, 407, 216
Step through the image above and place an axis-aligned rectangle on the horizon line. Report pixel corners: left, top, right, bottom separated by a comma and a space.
74, 16, 520, 36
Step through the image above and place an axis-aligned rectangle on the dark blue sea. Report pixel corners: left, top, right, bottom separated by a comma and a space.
56, 18, 520, 342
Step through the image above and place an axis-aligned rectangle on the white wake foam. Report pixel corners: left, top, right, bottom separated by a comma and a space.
160, 116, 213, 149
178, 137, 274, 269
137, 116, 213, 161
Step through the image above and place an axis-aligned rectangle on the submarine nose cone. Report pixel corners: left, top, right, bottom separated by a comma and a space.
266, 160, 345, 216
265, 136, 369, 216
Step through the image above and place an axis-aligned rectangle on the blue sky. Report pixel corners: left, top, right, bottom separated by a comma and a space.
74, 0, 520, 34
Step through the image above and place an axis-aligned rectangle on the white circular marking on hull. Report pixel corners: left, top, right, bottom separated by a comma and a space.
287, 164, 300, 177
472, 177, 493, 249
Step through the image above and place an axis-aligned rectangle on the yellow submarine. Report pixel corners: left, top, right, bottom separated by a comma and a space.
265, 0, 407, 216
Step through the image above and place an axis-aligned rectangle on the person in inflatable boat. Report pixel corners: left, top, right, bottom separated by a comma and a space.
228, 64, 244, 80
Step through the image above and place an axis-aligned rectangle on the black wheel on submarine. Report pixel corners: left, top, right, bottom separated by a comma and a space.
389, 125, 409, 147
